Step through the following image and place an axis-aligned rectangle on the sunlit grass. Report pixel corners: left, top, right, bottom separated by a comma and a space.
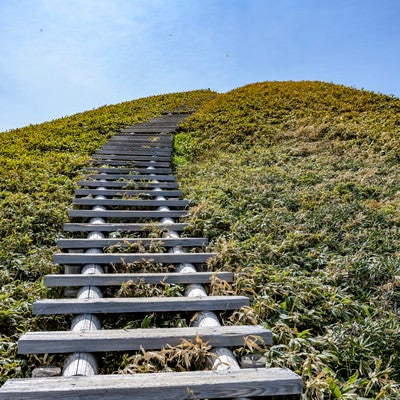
174, 81, 400, 399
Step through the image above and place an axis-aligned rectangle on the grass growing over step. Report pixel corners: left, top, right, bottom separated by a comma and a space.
0, 89, 216, 382
174, 81, 400, 399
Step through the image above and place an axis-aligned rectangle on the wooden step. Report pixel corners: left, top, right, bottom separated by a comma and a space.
121, 128, 176, 133
109, 134, 173, 138
99, 143, 171, 148
83, 167, 173, 174
74, 189, 183, 197
32, 296, 250, 315
54, 252, 217, 265
90, 160, 170, 167
92, 154, 170, 161
57, 237, 207, 249
85, 174, 176, 181
124, 122, 180, 127
18, 325, 271, 354
77, 181, 179, 188
63, 222, 188, 232
106, 138, 172, 143
44, 271, 232, 287
102, 137, 172, 142
72, 198, 188, 207
0, 368, 302, 399
96, 149, 171, 155
103, 141, 171, 147
67, 210, 187, 219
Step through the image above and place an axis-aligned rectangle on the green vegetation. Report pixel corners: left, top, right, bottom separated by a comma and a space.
1, 81, 399, 399
175, 81, 400, 399
0, 89, 217, 381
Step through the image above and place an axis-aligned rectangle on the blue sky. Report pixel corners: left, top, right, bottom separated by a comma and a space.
1, 0, 399, 131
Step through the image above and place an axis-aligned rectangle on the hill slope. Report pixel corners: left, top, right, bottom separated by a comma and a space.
0, 89, 216, 380
1, 82, 399, 398
175, 81, 400, 398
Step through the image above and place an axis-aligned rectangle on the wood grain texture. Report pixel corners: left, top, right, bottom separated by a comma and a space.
67, 210, 187, 219
71, 198, 187, 207
90, 160, 170, 167
44, 271, 232, 287
63, 222, 188, 232
74, 189, 183, 197
99, 145, 171, 150
92, 154, 170, 161
77, 181, 179, 188
83, 167, 173, 174
56, 237, 207, 249
84, 174, 176, 181
96, 149, 171, 155
0, 368, 302, 399
53, 252, 216, 265
18, 325, 272, 354
32, 296, 250, 315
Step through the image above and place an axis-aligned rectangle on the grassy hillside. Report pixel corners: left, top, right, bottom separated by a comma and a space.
175, 81, 400, 399
0, 89, 217, 381
1, 81, 399, 399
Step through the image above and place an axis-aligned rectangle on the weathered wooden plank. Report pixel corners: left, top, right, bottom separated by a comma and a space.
72, 199, 188, 207
96, 149, 171, 155
71, 198, 186, 207
53, 252, 217, 265
63, 222, 188, 232
100, 141, 173, 146
92, 154, 170, 161
74, 189, 183, 197
90, 160, 170, 167
0, 368, 302, 399
44, 271, 232, 287
32, 296, 250, 315
95, 152, 172, 158
124, 122, 180, 127
77, 181, 178, 188
18, 325, 271, 354
57, 237, 207, 249
108, 135, 173, 140
83, 167, 173, 174
103, 136, 172, 140
120, 128, 175, 133
111, 132, 174, 138
105, 136, 172, 140
67, 210, 187, 219
85, 174, 176, 181
104, 141, 171, 147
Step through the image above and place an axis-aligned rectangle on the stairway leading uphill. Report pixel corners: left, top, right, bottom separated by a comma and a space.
0, 112, 302, 399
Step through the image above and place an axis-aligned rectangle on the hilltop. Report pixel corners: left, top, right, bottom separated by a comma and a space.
1, 82, 399, 399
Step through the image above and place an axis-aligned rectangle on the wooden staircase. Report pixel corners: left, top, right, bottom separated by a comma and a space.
0, 113, 302, 399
